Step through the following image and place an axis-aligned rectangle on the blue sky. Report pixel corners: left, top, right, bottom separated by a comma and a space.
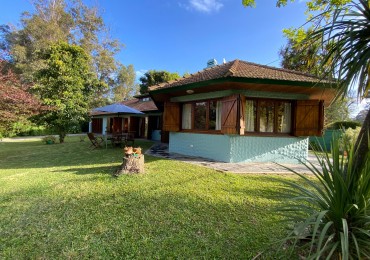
0, 0, 308, 78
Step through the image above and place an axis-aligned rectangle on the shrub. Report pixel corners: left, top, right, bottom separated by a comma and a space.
41, 135, 57, 144
329, 120, 362, 130
278, 136, 370, 259
339, 127, 361, 151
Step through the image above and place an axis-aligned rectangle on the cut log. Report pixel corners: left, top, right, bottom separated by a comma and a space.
114, 154, 144, 176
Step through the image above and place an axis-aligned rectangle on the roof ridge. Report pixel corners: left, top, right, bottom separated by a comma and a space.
226, 59, 240, 76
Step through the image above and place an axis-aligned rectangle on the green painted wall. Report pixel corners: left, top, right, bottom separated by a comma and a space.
169, 132, 308, 163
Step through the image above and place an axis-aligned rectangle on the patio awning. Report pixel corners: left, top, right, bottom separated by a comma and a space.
93, 103, 144, 115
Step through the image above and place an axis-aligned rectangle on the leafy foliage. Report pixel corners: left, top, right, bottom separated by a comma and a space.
34, 42, 101, 143
139, 70, 180, 94
1, 0, 121, 105
311, 1, 370, 99
278, 136, 370, 259
112, 64, 138, 102
242, 0, 351, 14
305, 0, 370, 173
0, 60, 40, 136
330, 121, 362, 130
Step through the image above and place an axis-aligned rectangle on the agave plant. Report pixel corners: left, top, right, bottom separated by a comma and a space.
278, 136, 370, 259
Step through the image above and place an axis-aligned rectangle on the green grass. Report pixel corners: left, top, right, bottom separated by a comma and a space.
0, 136, 297, 259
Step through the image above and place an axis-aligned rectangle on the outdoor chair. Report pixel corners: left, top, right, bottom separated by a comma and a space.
126, 131, 135, 146
110, 133, 126, 147
87, 132, 104, 149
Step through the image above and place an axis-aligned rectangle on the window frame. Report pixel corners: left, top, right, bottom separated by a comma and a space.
245, 98, 293, 136
181, 99, 222, 133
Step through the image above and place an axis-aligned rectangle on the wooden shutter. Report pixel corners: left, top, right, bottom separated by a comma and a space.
163, 102, 180, 132
293, 100, 324, 136
221, 95, 245, 135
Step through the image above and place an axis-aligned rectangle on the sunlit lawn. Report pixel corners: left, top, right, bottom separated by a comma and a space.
0, 136, 298, 259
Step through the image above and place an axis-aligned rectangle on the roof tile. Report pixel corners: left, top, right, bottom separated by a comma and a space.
149, 59, 329, 91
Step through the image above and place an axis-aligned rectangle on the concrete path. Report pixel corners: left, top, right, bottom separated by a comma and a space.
146, 143, 320, 174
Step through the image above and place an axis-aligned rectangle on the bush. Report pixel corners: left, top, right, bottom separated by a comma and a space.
41, 135, 57, 144
329, 120, 362, 130
340, 127, 361, 149
278, 136, 370, 259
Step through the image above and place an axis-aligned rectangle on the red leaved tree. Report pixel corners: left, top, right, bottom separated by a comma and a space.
0, 60, 40, 135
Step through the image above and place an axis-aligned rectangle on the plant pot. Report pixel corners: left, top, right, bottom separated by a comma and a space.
46, 140, 54, 144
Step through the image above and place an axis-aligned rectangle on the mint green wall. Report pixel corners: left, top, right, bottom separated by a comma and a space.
169, 132, 308, 163
229, 135, 308, 163
169, 133, 231, 162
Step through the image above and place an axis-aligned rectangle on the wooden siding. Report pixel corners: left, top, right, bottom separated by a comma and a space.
293, 100, 324, 136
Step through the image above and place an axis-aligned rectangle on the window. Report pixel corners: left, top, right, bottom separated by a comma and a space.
194, 102, 207, 129
245, 99, 292, 134
181, 100, 221, 131
141, 97, 151, 102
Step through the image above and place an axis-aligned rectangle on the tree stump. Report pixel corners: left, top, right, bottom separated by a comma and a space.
114, 154, 144, 176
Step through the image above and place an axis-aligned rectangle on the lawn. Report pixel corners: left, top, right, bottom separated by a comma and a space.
0, 136, 298, 259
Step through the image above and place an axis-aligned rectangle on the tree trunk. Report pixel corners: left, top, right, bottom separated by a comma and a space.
59, 132, 66, 143
353, 109, 370, 173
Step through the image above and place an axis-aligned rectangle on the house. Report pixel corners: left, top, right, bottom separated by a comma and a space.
148, 59, 337, 163
89, 94, 162, 140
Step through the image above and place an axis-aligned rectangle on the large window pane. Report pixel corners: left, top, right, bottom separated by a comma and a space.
245, 100, 256, 132
259, 101, 274, 133
209, 101, 217, 130
215, 101, 222, 130
194, 102, 207, 129
277, 102, 291, 133
182, 103, 192, 129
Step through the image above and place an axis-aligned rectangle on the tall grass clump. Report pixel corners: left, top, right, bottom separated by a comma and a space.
278, 136, 370, 259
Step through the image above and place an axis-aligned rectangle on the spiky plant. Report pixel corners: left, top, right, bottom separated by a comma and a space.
278, 136, 370, 259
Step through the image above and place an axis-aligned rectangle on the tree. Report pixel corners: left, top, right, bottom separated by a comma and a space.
112, 64, 138, 102
1, 0, 121, 105
279, 29, 354, 126
308, 0, 370, 172
139, 70, 180, 94
0, 60, 40, 136
34, 42, 101, 143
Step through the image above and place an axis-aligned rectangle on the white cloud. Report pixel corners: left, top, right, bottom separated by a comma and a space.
182, 0, 224, 13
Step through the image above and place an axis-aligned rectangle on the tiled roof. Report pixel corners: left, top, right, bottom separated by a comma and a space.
149, 59, 330, 91
120, 98, 158, 112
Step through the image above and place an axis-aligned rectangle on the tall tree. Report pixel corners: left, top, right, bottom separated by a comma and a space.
1, 0, 121, 105
310, 0, 370, 172
279, 28, 354, 126
112, 64, 138, 102
0, 60, 40, 136
34, 42, 101, 143
139, 70, 180, 94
